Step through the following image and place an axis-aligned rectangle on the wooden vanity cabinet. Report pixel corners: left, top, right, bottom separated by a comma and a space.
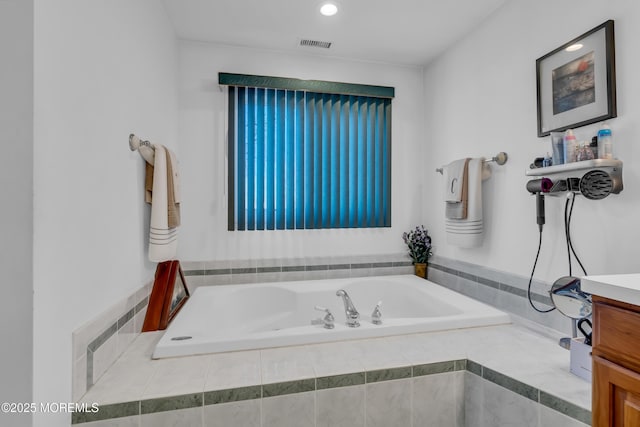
592, 295, 640, 426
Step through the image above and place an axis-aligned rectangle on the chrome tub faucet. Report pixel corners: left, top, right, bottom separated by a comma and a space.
371, 301, 383, 325
312, 306, 335, 329
336, 289, 360, 327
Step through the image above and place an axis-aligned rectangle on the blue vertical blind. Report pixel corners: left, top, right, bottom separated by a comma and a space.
228, 86, 391, 230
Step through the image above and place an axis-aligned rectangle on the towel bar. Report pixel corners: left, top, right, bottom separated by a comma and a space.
129, 133, 155, 165
436, 152, 508, 174
129, 133, 153, 151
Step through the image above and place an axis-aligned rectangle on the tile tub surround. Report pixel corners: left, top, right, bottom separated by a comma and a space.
71, 253, 575, 404
180, 253, 414, 290
74, 324, 591, 426
72, 281, 152, 401
71, 253, 411, 402
428, 255, 576, 336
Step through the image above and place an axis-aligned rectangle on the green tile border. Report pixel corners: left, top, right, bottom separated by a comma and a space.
257, 266, 282, 273
282, 265, 306, 272
262, 378, 316, 397
317, 372, 366, 390
85, 294, 149, 389
140, 393, 203, 414
182, 255, 413, 280
72, 358, 591, 424
482, 366, 538, 401
455, 359, 467, 371
428, 262, 553, 306
466, 361, 591, 425
540, 390, 592, 425
366, 366, 412, 383
466, 359, 483, 376
414, 359, 459, 377
203, 268, 231, 276
231, 267, 256, 274
204, 385, 262, 405
351, 262, 373, 269
71, 401, 139, 424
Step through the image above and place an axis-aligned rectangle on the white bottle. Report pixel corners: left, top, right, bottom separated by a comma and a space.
563, 129, 577, 163
597, 123, 613, 159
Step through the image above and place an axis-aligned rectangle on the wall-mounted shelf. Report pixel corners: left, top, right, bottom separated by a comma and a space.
526, 159, 622, 177
525, 159, 623, 199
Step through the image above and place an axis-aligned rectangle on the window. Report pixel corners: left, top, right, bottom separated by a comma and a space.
221, 73, 394, 230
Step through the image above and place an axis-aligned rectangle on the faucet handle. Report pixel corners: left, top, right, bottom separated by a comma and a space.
313, 306, 335, 329
371, 301, 383, 325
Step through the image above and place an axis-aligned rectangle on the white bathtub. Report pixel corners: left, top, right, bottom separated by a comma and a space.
153, 274, 510, 358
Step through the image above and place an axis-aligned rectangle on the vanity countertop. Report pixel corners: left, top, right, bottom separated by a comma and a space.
582, 273, 640, 306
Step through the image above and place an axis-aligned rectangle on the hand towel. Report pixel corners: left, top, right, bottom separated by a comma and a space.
166, 148, 181, 228
445, 158, 490, 248
145, 147, 181, 228
145, 162, 154, 203
443, 158, 468, 202
148, 145, 179, 262
445, 158, 470, 219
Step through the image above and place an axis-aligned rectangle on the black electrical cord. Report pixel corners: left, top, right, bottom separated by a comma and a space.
564, 194, 588, 276
528, 190, 591, 314
527, 228, 555, 313
564, 197, 572, 276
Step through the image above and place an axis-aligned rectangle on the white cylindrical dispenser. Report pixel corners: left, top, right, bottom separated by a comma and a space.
597, 123, 613, 159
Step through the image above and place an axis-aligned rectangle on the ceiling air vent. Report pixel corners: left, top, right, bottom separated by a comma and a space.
299, 39, 332, 49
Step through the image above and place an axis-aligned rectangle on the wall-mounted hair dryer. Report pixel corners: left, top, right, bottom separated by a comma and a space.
526, 178, 553, 194
525, 159, 623, 200
526, 178, 553, 231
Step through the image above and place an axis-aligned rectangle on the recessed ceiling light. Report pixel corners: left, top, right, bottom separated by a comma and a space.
565, 43, 583, 52
320, 3, 338, 16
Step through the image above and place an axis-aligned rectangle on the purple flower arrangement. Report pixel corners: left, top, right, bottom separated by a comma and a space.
402, 225, 433, 264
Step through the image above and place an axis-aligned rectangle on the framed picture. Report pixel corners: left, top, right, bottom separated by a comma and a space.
536, 20, 616, 137
142, 260, 190, 332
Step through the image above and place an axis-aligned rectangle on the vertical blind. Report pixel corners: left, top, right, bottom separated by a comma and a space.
228, 86, 392, 230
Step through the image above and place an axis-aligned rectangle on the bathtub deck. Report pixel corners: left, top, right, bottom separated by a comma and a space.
77, 322, 592, 425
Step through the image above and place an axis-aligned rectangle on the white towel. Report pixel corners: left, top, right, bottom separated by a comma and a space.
149, 145, 179, 262
444, 158, 470, 219
443, 159, 467, 202
167, 149, 181, 204
445, 158, 491, 248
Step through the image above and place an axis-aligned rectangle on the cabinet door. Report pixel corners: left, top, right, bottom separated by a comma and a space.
593, 300, 640, 373
593, 355, 640, 427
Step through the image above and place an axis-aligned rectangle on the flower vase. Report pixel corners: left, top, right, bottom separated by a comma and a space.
414, 263, 427, 279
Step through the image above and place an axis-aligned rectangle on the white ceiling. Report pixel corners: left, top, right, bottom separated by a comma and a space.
163, 0, 509, 66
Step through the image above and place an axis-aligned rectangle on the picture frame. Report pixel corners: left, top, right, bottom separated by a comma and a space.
142, 260, 190, 332
536, 20, 616, 137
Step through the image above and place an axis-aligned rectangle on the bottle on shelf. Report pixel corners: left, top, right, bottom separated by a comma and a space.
563, 129, 577, 163
590, 136, 598, 159
597, 123, 613, 159
577, 142, 594, 162
550, 132, 564, 165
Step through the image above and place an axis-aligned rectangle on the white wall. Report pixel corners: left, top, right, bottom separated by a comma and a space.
423, 0, 640, 282
177, 42, 426, 261
33, 1, 177, 425
24, 1, 640, 424
0, 1, 34, 426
